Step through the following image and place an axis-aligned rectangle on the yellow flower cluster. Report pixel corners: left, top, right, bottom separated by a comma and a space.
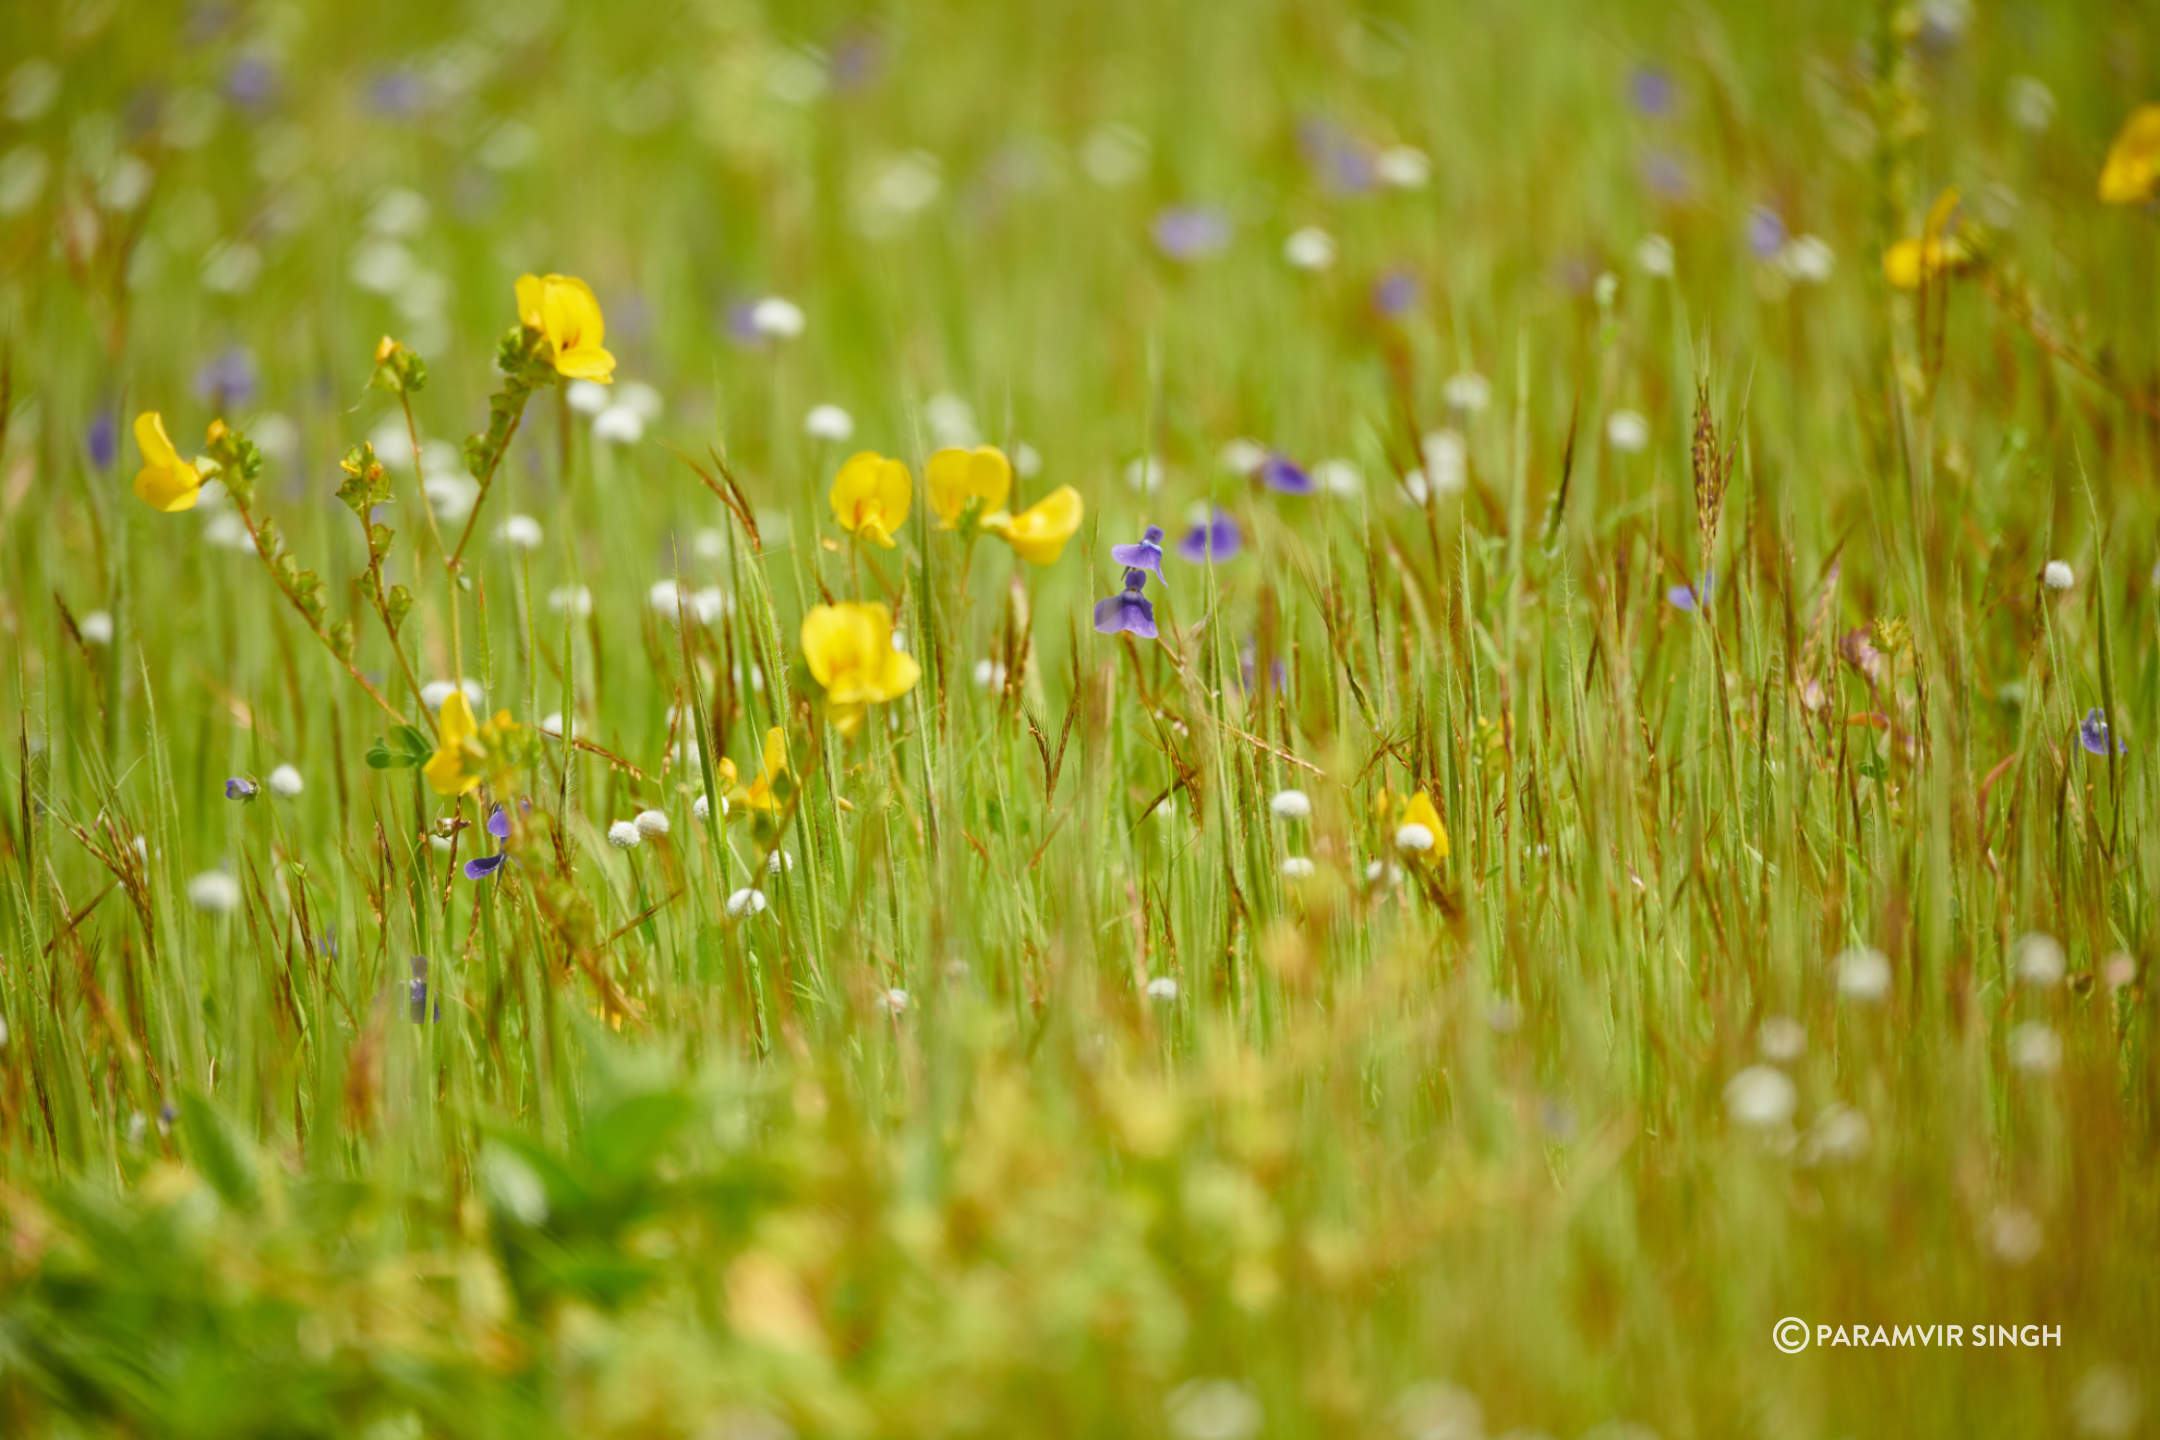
827, 446, 1083, 564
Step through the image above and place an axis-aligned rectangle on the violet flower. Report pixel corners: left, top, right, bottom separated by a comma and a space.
1152, 205, 1231, 262
1094, 568, 1158, 639
1667, 568, 1714, 613
1746, 205, 1787, 261
1110, 525, 1167, 583
464, 804, 513, 879
1258, 453, 1314, 495
1629, 64, 1674, 118
87, 411, 117, 469
2080, 708, 2127, 757
225, 777, 258, 801
408, 955, 439, 1022
1178, 509, 1242, 564
1372, 269, 1420, 318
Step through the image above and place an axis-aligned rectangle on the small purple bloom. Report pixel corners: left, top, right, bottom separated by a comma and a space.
1640, 149, 1694, 201
723, 300, 764, 348
1239, 640, 1288, 694
1372, 269, 1421, 317
2080, 708, 2127, 757
1152, 205, 1231, 262
225, 777, 258, 801
87, 411, 117, 469
409, 956, 438, 1022
1093, 568, 1158, 640
225, 56, 279, 111
1629, 64, 1674, 117
194, 346, 257, 409
1746, 205, 1787, 261
828, 27, 887, 93
488, 805, 512, 840
367, 67, 426, 118
464, 854, 509, 880
1110, 525, 1166, 581
1296, 118, 1375, 195
1667, 569, 1715, 613
1258, 453, 1314, 495
1177, 509, 1242, 564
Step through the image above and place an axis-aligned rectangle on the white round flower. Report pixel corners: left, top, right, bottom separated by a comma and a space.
187, 871, 242, 914
1279, 856, 1317, 880
1725, 1064, 1797, 1129
2008, 76, 2056, 133
1986, 1204, 2044, 1264
2013, 932, 2065, 988
2043, 560, 2074, 591
1282, 225, 1337, 271
2009, 1021, 2061, 1074
424, 474, 479, 522
925, 393, 979, 447
547, 584, 593, 617
1268, 788, 1311, 820
1443, 371, 1491, 413
1365, 859, 1404, 885
420, 678, 483, 711
1313, 459, 1361, 496
726, 887, 767, 917
566, 378, 611, 415
1123, 455, 1165, 493
1145, 975, 1179, 1001
2071, 1365, 2142, 1439
767, 850, 794, 874
1605, 410, 1650, 454
267, 764, 304, 798
1373, 145, 1431, 189
648, 580, 692, 618
1634, 233, 1676, 277
79, 609, 115, 645
593, 405, 644, 445
618, 381, 664, 421
881, 987, 910, 1014
539, 713, 565, 734
750, 296, 805, 339
1758, 1015, 1806, 1063
1835, 946, 1892, 1002
1394, 822, 1436, 853
1013, 443, 1043, 478
693, 586, 731, 624
606, 820, 641, 849
973, 658, 1008, 690
1779, 235, 1835, 284
804, 403, 855, 442
633, 808, 671, 840
497, 513, 544, 550
1166, 1379, 1261, 1440
1420, 430, 1467, 494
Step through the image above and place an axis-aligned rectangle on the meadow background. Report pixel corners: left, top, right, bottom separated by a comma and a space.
2, 0, 2158, 1434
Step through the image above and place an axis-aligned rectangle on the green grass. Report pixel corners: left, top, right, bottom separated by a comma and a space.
2, 0, 2157, 1435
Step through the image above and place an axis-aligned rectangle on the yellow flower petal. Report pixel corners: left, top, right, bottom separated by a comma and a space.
131, 411, 205, 512
424, 691, 483, 797
2100, 105, 2160, 206
516, 272, 615, 383
925, 446, 1013, 528
828, 452, 911, 548
801, 601, 919, 728
983, 485, 1084, 565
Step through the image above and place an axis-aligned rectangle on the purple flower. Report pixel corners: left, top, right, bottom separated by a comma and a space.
828, 27, 887, 93
1372, 269, 1421, 318
194, 347, 257, 409
1746, 205, 1787, 261
1258, 453, 1314, 495
1667, 569, 1714, 613
1110, 525, 1167, 582
1240, 640, 1288, 694
1640, 149, 1694, 201
1152, 206, 1231, 262
224, 56, 279, 111
1178, 509, 1242, 564
225, 777, 258, 801
367, 67, 426, 118
87, 411, 117, 469
1296, 117, 1376, 195
1629, 64, 1674, 117
2080, 708, 2127, 757
408, 955, 438, 1022
465, 805, 512, 879
1094, 568, 1158, 639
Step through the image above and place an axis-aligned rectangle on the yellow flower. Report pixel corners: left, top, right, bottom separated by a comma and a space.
423, 691, 524, 797
925, 445, 1012, 529
1394, 790, 1450, 862
1882, 188, 1970, 290
828, 451, 912, 548
727, 727, 792, 813
514, 273, 616, 383
132, 412, 206, 512
2100, 105, 2160, 206
981, 485, 1084, 565
801, 602, 921, 735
